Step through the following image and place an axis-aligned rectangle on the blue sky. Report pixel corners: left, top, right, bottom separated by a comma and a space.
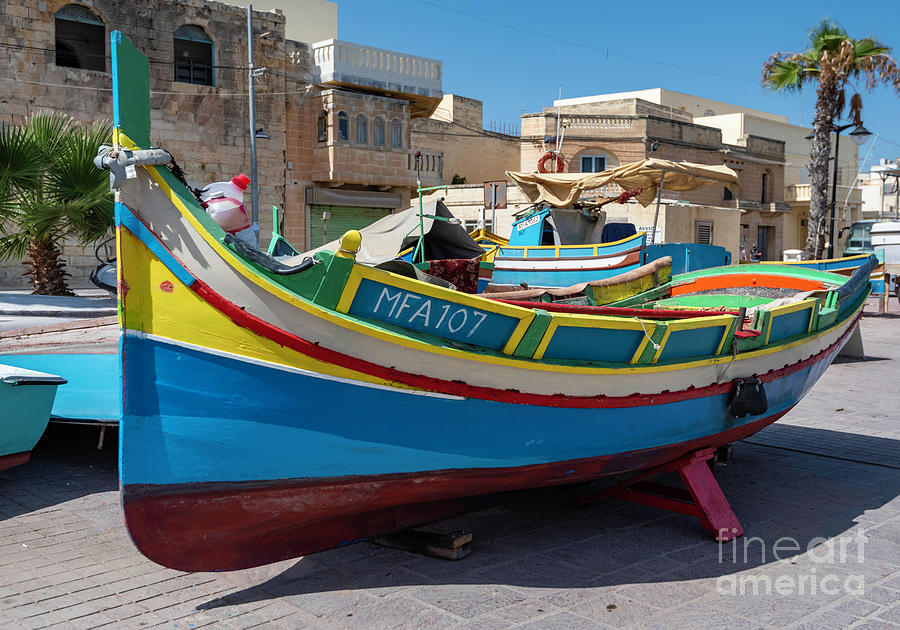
337, 0, 900, 168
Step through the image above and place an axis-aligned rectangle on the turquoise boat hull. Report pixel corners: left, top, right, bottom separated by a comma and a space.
0, 365, 66, 471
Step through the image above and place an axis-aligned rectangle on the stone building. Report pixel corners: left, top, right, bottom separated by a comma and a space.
0, 0, 457, 286
1, 0, 290, 287
859, 159, 900, 219
410, 94, 520, 198
559, 88, 865, 257
521, 96, 792, 260
282, 38, 444, 249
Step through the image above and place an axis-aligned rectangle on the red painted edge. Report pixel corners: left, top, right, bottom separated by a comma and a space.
0, 452, 30, 472
122, 409, 789, 572
191, 278, 861, 409
494, 301, 741, 318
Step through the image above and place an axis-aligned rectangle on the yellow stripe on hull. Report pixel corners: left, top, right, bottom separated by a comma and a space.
118, 227, 416, 391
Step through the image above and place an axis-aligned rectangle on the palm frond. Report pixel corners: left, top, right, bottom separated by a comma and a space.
48, 121, 113, 204
0, 231, 32, 263
0, 123, 45, 202
25, 111, 74, 158
762, 57, 807, 92
807, 18, 848, 55
16, 197, 81, 245
853, 37, 889, 59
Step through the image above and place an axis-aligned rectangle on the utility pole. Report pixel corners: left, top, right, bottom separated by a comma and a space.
247, 4, 260, 246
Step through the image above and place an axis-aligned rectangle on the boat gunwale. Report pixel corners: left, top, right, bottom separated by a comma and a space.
114, 168, 869, 379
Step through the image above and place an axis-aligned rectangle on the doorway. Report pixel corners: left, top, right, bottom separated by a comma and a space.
757, 225, 775, 261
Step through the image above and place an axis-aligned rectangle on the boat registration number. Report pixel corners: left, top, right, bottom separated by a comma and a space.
516, 215, 541, 232
372, 287, 488, 338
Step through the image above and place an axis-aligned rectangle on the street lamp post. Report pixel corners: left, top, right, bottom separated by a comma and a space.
827, 122, 871, 258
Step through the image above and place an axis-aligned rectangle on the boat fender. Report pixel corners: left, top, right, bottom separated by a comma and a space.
728, 378, 767, 418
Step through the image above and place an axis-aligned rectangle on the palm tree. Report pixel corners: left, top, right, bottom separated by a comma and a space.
0, 112, 113, 295
763, 19, 900, 259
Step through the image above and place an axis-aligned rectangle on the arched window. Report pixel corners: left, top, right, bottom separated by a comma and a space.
174, 25, 214, 86
390, 118, 402, 148
356, 114, 368, 144
55, 4, 106, 72
337, 111, 349, 141
317, 110, 328, 142
373, 117, 385, 146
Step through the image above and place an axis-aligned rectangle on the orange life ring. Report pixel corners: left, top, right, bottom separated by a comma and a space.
537, 151, 565, 173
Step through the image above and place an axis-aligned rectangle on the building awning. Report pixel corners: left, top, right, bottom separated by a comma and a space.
508, 158, 741, 208
306, 187, 403, 209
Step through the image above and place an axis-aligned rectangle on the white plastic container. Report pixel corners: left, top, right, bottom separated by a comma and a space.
200, 174, 256, 244
204, 196, 251, 233
200, 174, 250, 205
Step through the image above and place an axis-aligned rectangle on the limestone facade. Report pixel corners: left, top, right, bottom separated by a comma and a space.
0, 0, 290, 287
519, 97, 792, 260
410, 95, 520, 186
0, 0, 454, 287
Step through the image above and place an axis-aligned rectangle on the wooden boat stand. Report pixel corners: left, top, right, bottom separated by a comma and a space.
577, 447, 744, 542
374, 528, 472, 560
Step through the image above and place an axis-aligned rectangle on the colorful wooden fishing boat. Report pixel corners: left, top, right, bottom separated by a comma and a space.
492, 163, 738, 289
0, 318, 120, 426
761, 253, 875, 275
104, 32, 873, 572
0, 364, 66, 471
760, 254, 886, 295
493, 216, 647, 288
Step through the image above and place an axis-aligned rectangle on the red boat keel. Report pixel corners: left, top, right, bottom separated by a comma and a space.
577, 447, 744, 541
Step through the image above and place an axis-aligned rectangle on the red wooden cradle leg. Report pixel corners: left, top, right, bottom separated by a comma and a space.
578, 448, 744, 542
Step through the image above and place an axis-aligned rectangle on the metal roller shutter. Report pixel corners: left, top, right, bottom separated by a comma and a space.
308, 205, 393, 248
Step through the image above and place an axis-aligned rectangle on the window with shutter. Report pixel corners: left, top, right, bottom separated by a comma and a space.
695, 220, 713, 245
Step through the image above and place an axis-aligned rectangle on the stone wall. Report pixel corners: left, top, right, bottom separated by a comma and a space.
519, 100, 789, 212
0, 0, 289, 287
411, 95, 520, 186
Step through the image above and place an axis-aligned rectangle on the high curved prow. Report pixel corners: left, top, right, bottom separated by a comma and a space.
111, 31, 150, 150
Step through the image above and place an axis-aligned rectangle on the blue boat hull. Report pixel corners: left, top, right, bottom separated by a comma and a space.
120, 323, 848, 570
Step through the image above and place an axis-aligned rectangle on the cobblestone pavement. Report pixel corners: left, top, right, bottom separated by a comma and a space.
1, 299, 898, 629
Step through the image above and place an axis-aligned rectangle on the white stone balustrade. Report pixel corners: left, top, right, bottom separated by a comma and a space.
564, 116, 633, 130
785, 183, 861, 205
312, 39, 443, 99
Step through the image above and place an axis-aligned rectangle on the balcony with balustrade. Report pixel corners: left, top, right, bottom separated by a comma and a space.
785, 184, 862, 208
311, 39, 443, 117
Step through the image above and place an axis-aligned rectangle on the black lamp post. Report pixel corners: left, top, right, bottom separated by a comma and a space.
826, 122, 871, 258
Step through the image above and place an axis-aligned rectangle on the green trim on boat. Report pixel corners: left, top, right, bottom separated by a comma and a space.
513, 309, 552, 358
312, 252, 354, 309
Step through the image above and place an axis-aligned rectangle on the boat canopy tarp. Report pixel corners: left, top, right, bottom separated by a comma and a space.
507, 158, 741, 208
296, 199, 484, 265
547, 209, 606, 245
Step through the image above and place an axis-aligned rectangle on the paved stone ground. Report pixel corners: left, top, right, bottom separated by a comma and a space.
1, 298, 898, 630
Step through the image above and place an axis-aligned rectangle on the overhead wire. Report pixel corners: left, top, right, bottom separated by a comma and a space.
412, 0, 757, 84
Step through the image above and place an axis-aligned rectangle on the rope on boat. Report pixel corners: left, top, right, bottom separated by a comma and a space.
634, 317, 660, 350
